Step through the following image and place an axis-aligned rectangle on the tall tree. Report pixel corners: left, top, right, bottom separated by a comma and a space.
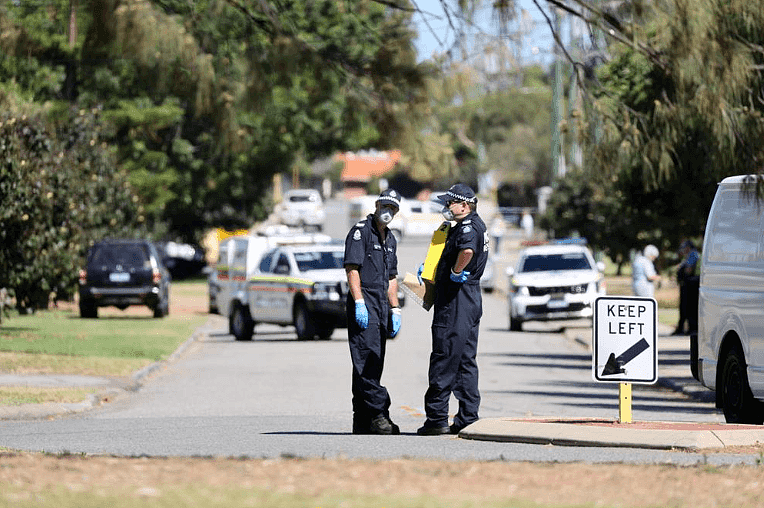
1, 0, 432, 241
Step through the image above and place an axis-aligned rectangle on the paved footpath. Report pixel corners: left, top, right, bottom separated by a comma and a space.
461, 323, 764, 450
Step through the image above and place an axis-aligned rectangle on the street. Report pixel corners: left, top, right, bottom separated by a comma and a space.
0, 198, 748, 465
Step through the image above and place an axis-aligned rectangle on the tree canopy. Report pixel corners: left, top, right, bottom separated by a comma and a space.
0, 0, 432, 309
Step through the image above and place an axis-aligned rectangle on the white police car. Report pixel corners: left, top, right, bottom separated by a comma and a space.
506, 240, 606, 331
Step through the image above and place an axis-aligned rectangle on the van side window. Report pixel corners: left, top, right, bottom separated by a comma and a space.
706, 189, 763, 264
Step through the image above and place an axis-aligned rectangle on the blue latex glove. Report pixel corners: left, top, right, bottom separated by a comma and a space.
355, 300, 369, 329
417, 263, 424, 284
450, 269, 470, 283
389, 308, 401, 338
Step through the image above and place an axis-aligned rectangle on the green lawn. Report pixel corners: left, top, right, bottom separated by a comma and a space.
0, 309, 202, 360
0, 282, 208, 377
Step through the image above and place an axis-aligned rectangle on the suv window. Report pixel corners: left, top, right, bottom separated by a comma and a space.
293, 251, 344, 271
274, 254, 290, 275
91, 244, 149, 269
521, 253, 591, 272
259, 250, 276, 273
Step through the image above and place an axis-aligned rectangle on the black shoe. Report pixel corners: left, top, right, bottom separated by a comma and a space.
417, 421, 451, 436
352, 422, 370, 435
352, 415, 371, 434
369, 415, 399, 435
670, 329, 684, 336
450, 421, 475, 434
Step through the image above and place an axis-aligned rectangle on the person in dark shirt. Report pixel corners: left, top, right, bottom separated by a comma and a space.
417, 183, 488, 436
343, 189, 402, 435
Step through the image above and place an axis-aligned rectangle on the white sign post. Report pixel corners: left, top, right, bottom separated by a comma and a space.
592, 296, 658, 423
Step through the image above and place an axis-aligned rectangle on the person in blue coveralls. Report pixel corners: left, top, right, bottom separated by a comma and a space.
344, 189, 403, 435
417, 183, 488, 436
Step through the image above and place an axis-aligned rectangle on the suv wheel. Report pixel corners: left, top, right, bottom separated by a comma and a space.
315, 322, 335, 340
294, 300, 316, 340
230, 303, 254, 341
80, 300, 98, 319
152, 298, 168, 318
509, 313, 523, 332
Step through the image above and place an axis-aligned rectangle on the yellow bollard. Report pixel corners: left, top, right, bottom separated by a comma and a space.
619, 382, 632, 423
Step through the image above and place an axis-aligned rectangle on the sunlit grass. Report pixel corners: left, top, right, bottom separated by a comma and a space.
0, 387, 96, 406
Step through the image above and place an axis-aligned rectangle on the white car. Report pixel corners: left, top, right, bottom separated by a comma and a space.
507, 242, 606, 331
232, 243, 348, 341
278, 189, 326, 231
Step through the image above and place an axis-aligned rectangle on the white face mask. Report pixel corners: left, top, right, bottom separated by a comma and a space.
377, 206, 395, 225
441, 206, 454, 221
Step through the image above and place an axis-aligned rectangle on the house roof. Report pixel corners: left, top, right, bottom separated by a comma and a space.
338, 150, 401, 182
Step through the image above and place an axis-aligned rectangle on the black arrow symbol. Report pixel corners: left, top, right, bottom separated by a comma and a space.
601, 338, 650, 376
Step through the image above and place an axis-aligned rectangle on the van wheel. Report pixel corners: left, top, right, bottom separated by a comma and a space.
230, 304, 254, 341
294, 301, 316, 340
721, 345, 764, 424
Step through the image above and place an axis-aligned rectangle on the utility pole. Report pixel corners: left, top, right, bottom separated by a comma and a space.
551, 7, 565, 178
568, 12, 583, 171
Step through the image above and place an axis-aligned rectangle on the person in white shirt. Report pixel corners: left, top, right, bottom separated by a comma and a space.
632, 245, 661, 297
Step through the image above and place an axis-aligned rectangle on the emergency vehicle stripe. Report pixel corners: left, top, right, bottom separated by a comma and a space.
248, 275, 314, 286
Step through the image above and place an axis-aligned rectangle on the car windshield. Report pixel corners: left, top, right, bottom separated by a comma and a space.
520, 253, 591, 272
92, 245, 149, 268
293, 251, 344, 271
289, 194, 316, 203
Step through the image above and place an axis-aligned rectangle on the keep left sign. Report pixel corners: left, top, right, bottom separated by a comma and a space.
592, 296, 658, 384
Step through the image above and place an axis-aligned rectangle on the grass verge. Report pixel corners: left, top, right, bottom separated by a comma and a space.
0, 387, 97, 406
0, 283, 208, 405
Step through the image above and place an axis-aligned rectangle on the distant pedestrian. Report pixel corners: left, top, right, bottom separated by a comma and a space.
521, 209, 534, 239
632, 245, 661, 298
489, 213, 505, 255
672, 240, 700, 335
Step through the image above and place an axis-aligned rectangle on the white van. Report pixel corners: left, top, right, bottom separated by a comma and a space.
695, 175, 764, 423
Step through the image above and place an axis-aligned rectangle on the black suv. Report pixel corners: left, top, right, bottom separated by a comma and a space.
78, 239, 171, 318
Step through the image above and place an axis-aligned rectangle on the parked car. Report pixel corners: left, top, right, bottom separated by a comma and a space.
404, 199, 445, 237
231, 242, 349, 341
278, 189, 326, 231
506, 241, 606, 331
210, 229, 332, 319
154, 241, 207, 279
694, 175, 764, 423
78, 239, 171, 318
481, 255, 496, 293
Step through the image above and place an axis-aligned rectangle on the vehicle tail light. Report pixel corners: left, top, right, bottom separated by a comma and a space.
79, 269, 87, 285
152, 269, 162, 284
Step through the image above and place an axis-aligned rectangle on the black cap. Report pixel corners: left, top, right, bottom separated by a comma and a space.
376, 188, 401, 208
437, 183, 477, 205
679, 240, 695, 250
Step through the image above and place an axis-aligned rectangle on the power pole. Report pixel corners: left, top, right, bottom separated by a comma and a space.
551, 7, 565, 178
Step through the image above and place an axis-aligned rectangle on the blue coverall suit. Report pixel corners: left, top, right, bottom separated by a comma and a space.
344, 213, 398, 430
424, 211, 488, 430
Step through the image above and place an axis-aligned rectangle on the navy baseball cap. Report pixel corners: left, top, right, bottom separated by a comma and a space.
376, 188, 401, 208
437, 183, 477, 205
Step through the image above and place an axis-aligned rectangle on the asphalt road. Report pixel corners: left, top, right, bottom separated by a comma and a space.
1, 199, 754, 465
